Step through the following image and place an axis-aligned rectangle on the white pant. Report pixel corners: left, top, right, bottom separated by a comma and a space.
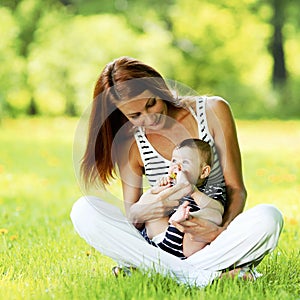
70, 196, 283, 287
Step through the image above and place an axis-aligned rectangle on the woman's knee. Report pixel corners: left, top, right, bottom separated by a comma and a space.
70, 196, 95, 231
252, 204, 284, 234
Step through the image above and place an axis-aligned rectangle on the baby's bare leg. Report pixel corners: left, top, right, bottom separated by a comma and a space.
182, 203, 224, 257
183, 235, 207, 257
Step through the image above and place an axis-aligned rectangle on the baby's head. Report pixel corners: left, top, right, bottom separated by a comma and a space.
170, 138, 212, 185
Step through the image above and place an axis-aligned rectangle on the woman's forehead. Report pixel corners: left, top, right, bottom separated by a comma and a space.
116, 90, 155, 110
117, 98, 147, 112
125, 89, 154, 102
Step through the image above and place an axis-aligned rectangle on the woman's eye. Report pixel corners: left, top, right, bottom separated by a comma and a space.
146, 97, 157, 108
130, 114, 140, 120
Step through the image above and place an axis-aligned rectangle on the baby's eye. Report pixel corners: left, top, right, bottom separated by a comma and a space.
171, 158, 177, 163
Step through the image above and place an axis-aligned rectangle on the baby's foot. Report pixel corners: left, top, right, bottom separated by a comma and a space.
169, 201, 190, 222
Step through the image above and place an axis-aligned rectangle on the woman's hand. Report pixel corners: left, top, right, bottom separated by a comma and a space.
129, 182, 192, 224
156, 175, 172, 187
171, 217, 224, 244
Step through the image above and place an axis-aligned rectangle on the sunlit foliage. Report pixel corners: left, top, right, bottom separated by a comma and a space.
0, 0, 299, 118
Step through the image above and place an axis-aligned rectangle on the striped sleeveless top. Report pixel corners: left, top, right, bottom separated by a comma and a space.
134, 96, 227, 207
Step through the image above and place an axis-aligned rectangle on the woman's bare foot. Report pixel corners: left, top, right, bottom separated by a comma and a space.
112, 266, 135, 278
221, 268, 258, 281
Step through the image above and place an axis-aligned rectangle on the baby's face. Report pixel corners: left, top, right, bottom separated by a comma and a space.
169, 147, 201, 185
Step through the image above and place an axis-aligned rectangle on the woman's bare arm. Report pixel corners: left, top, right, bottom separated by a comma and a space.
206, 97, 247, 228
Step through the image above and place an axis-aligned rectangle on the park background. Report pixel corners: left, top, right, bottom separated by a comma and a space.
0, 0, 299, 299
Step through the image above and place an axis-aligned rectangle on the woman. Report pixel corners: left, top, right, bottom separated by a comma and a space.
71, 56, 283, 287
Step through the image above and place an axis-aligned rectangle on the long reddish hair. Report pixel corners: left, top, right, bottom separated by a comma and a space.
81, 56, 176, 187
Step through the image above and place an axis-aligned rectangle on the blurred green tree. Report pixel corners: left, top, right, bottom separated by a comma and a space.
27, 13, 139, 115
247, 0, 300, 116
0, 0, 299, 118
1, 0, 74, 116
0, 7, 28, 117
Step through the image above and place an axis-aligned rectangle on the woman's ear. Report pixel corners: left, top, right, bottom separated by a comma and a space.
200, 165, 211, 179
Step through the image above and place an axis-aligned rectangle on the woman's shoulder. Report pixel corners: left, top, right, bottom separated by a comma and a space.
206, 95, 229, 107
205, 96, 231, 116
177, 95, 232, 119
205, 96, 236, 136
179, 95, 229, 106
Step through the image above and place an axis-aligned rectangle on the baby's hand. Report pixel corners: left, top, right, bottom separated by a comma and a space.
170, 170, 185, 185
168, 167, 185, 185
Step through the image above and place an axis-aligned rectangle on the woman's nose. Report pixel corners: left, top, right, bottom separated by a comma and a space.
142, 114, 156, 126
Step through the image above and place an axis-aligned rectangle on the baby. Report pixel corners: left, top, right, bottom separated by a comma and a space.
146, 138, 224, 259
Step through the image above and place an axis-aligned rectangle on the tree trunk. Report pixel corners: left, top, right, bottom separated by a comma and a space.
270, 0, 287, 87
27, 98, 38, 115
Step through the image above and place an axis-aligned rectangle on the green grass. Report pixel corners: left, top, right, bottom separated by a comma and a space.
0, 117, 299, 300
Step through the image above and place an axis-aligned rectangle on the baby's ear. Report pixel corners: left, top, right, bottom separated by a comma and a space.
200, 165, 211, 179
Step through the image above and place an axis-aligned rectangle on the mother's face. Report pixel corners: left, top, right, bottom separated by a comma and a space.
117, 90, 168, 130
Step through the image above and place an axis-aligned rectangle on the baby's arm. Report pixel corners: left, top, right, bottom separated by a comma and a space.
189, 207, 223, 225
189, 190, 224, 225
